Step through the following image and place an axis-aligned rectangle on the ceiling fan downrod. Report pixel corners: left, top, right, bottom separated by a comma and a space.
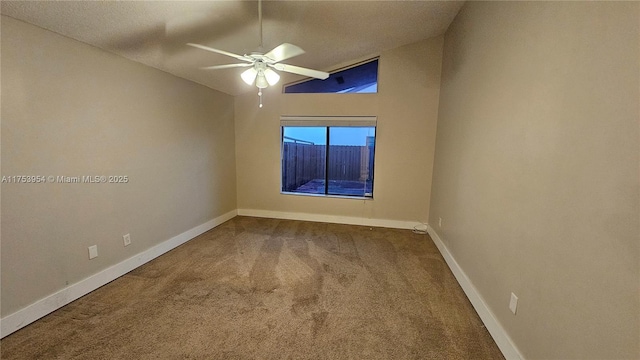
258, 0, 263, 50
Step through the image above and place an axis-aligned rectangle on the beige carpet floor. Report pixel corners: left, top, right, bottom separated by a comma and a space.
1, 216, 504, 359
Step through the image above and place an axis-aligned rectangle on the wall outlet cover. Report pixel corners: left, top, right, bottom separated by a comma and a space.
88, 245, 98, 259
509, 292, 518, 314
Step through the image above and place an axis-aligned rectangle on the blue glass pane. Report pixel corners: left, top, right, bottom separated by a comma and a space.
284, 60, 378, 94
283, 127, 326, 145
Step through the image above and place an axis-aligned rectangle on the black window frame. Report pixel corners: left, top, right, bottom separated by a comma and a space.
280, 118, 377, 199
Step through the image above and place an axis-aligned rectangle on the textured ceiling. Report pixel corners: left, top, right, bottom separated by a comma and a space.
1, 1, 464, 96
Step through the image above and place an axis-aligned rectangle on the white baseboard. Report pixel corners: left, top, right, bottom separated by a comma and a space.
237, 208, 420, 230
426, 225, 524, 360
0, 209, 237, 338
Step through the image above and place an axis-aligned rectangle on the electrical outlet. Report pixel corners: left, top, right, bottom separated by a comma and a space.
438, 217, 442, 228
123, 233, 131, 247
509, 292, 518, 314
88, 245, 98, 259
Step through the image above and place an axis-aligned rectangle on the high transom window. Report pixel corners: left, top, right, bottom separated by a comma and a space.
281, 116, 376, 198
283, 59, 378, 94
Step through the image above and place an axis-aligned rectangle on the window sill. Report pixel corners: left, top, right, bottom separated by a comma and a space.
280, 191, 374, 200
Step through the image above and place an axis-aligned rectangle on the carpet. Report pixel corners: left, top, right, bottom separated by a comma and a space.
1, 216, 504, 359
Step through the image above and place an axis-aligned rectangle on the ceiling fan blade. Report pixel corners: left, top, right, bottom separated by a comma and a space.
264, 43, 305, 63
200, 63, 253, 70
187, 43, 252, 62
272, 63, 329, 80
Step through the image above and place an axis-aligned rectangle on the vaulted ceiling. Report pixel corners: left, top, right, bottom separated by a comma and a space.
1, 1, 464, 96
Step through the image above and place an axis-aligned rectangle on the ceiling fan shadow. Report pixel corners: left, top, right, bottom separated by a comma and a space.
103, 1, 258, 58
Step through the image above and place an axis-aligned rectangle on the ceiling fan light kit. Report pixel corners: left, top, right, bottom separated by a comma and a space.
263, 68, 280, 86
187, 0, 329, 107
240, 67, 258, 86
241, 63, 281, 88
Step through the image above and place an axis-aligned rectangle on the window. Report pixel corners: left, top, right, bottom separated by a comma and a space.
283, 59, 378, 94
281, 116, 376, 198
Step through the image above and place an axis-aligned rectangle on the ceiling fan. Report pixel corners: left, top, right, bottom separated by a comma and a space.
187, 0, 329, 107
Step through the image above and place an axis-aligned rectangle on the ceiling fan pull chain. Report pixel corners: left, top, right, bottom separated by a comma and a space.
258, 90, 263, 108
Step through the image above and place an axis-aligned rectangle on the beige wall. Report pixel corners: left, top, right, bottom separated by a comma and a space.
430, 2, 639, 359
1, 16, 237, 316
235, 37, 443, 224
